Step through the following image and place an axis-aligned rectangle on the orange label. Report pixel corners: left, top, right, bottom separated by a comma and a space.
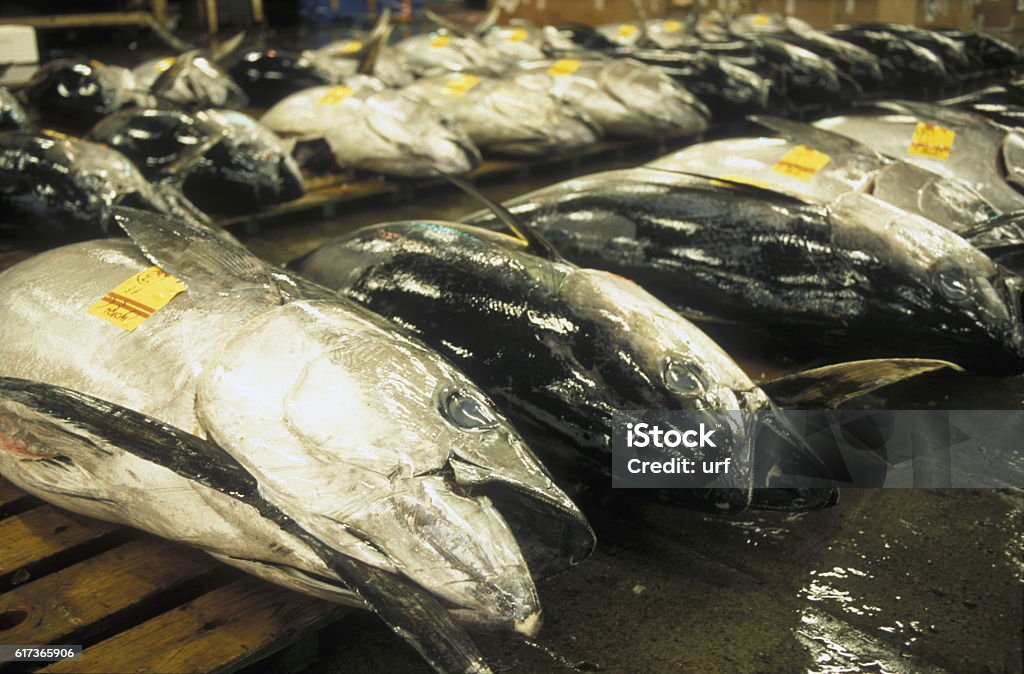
442, 73, 481, 97
772, 145, 831, 181
88, 267, 187, 332
548, 58, 582, 77
316, 85, 355, 105
908, 121, 955, 160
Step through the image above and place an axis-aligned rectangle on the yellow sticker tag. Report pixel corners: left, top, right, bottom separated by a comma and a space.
443, 73, 481, 97
154, 56, 177, 73
506, 27, 529, 42
88, 59, 105, 69
316, 85, 355, 105
772, 145, 831, 181
664, 20, 683, 32
908, 121, 956, 160
753, 14, 771, 26
341, 40, 363, 54
618, 23, 638, 37
41, 129, 77, 142
87, 267, 187, 333
431, 35, 451, 48
548, 58, 582, 77
711, 175, 775, 190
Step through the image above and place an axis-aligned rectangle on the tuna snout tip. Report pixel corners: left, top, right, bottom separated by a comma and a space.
514, 610, 543, 638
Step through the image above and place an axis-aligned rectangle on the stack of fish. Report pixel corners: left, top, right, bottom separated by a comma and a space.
1, 7, 1024, 674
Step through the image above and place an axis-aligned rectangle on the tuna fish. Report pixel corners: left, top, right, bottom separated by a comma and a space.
461, 169, 1024, 373
133, 52, 248, 109
21, 59, 145, 133
815, 101, 1024, 214
261, 79, 481, 177
0, 208, 595, 673
0, 130, 204, 234
509, 57, 710, 139
651, 116, 1024, 250
392, 30, 507, 78
403, 74, 600, 157
826, 27, 949, 91
294, 214, 847, 514
88, 108, 305, 214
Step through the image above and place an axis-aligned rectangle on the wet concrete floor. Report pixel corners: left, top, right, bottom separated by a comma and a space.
236, 153, 1024, 674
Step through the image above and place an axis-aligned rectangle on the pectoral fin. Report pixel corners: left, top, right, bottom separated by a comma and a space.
111, 206, 284, 305
758, 358, 962, 408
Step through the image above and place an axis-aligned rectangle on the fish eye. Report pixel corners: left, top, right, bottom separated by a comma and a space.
662, 357, 706, 397
934, 265, 974, 304
442, 390, 498, 431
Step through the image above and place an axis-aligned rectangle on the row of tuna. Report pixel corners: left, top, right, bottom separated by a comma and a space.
1, 11, 1023, 674
3, 8, 1024, 227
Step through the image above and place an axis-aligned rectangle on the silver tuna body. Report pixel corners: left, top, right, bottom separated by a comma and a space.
0, 222, 592, 647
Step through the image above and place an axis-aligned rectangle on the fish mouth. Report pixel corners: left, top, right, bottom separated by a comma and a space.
749, 408, 839, 511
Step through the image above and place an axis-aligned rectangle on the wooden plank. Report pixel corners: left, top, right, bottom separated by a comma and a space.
0, 506, 118, 579
0, 12, 155, 29
0, 538, 221, 646
41, 577, 347, 674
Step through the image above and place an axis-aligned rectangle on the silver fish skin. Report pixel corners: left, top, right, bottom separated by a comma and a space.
0, 225, 592, 637
481, 24, 548, 67
403, 75, 600, 157
393, 31, 508, 77
816, 105, 1024, 214
312, 43, 416, 88
262, 82, 481, 177
652, 136, 1022, 248
511, 58, 710, 139
0, 379, 359, 606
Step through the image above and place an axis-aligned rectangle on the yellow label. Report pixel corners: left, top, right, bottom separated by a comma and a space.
431, 35, 451, 48
711, 175, 774, 190
618, 23, 638, 37
548, 58, 582, 77
88, 267, 187, 333
506, 27, 529, 42
88, 59, 105, 69
908, 121, 955, 160
443, 73, 481, 97
316, 85, 355, 105
41, 129, 77, 142
154, 57, 177, 73
753, 14, 771, 26
341, 40, 363, 54
772, 145, 831, 181
663, 20, 683, 32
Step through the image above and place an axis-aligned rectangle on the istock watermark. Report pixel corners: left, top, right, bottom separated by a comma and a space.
611, 410, 1024, 489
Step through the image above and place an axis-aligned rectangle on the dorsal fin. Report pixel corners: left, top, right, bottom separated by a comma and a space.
423, 7, 470, 37
643, 166, 815, 207
443, 175, 564, 262
357, 8, 393, 75
750, 114, 880, 157
207, 31, 247, 63
111, 206, 283, 305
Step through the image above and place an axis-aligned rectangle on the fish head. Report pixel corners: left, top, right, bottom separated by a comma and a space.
197, 299, 594, 633
24, 59, 127, 123
831, 193, 1024, 371
198, 110, 306, 203
551, 263, 818, 512
999, 129, 1024, 193
599, 59, 710, 133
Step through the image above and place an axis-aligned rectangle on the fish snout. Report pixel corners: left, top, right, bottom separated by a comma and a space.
278, 155, 307, 201
346, 475, 541, 634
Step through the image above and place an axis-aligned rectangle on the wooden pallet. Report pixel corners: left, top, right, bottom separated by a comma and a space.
0, 478, 350, 674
